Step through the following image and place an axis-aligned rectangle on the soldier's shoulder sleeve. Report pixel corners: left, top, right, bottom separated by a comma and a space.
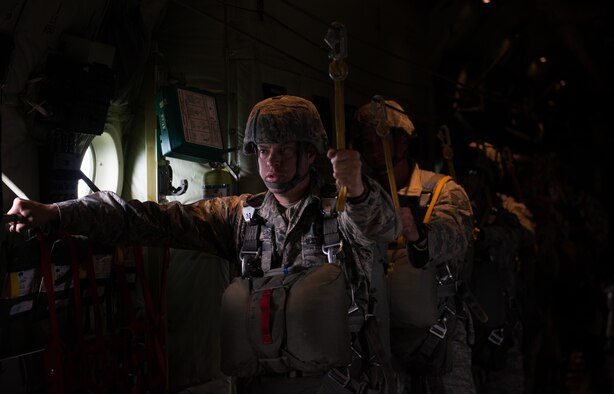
244, 191, 266, 208
425, 180, 474, 262
342, 175, 402, 244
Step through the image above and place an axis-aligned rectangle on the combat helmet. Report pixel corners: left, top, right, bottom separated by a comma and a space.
454, 141, 500, 187
353, 98, 415, 138
243, 95, 329, 155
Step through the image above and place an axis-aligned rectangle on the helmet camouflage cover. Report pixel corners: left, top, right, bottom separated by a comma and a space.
243, 95, 329, 155
353, 99, 415, 138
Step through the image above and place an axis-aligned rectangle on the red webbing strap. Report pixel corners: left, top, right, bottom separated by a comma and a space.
113, 247, 137, 324
260, 288, 273, 345
84, 246, 105, 346
65, 236, 85, 350
83, 244, 112, 389
64, 235, 86, 388
133, 245, 168, 391
36, 230, 64, 394
158, 247, 170, 366
112, 247, 143, 394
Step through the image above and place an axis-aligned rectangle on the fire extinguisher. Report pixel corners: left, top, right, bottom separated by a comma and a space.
202, 161, 236, 199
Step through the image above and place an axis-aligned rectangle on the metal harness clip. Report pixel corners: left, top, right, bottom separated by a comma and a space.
239, 248, 261, 277
322, 240, 343, 264
436, 263, 454, 285
488, 328, 505, 346
429, 319, 448, 339
327, 367, 351, 387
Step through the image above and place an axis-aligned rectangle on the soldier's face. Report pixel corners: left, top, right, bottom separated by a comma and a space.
459, 170, 485, 201
359, 126, 386, 169
257, 142, 313, 190
359, 126, 409, 170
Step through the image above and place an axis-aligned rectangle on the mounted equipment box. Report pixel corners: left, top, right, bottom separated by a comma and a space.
155, 86, 224, 163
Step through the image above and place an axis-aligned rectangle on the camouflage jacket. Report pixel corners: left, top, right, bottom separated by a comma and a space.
473, 194, 535, 297
396, 164, 474, 270
55, 174, 401, 299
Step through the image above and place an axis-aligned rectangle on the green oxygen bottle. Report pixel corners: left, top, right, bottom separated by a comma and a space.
202, 161, 236, 199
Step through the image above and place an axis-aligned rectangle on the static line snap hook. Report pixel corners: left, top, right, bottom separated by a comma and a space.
325, 21, 349, 81
324, 21, 348, 61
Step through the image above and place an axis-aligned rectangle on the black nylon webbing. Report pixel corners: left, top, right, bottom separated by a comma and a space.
323, 215, 340, 248
243, 223, 260, 253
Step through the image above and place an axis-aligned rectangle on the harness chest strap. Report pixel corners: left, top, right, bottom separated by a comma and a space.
240, 205, 261, 277
239, 200, 345, 273
418, 175, 458, 357
419, 175, 487, 357
422, 175, 452, 224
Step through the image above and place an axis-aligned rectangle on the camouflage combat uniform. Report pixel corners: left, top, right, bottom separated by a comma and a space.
388, 164, 476, 394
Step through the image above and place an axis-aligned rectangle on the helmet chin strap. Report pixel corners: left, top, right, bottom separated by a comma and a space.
264, 171, 310, 192
262, 142, 310, 193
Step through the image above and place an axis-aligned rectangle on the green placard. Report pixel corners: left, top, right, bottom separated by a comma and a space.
156, 86, 224, 163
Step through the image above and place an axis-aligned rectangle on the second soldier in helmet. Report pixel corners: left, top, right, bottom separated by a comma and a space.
352, 99, 476, 394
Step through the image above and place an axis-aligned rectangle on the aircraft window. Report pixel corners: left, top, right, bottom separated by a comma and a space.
78, 130, 122, 197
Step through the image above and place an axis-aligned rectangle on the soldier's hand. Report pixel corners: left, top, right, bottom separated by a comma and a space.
6, 198, 59, 233
398, 207, 421, 242
327, 148, 364, 198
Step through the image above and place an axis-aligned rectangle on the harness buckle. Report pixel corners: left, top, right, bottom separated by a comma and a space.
327, 367, 351, 387
429, 319, 448, 339
436, 263, 454, 285
239, 248, 261, 277
348, 303, 359, 315
488, 328, 505, 346
322, 240, 343, 264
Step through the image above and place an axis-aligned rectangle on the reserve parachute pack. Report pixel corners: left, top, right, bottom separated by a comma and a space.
387, 173, 452, 330
219, 193, 396, 393
221, 263, 351, 376
220, 195, 352, 377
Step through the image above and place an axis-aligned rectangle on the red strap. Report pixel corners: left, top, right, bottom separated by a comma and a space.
260, 288, 273, 345
133, 246, 157, 328
112, 247, 146, 393
64, 235, 88, 389
65, 236, 85, 353
83, 244, 112, 389
158, 248, 170, 362
133, 245, 169, 390
84, 246, 105, 344
112, 248, 137, 324
36, 230, 65, 394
